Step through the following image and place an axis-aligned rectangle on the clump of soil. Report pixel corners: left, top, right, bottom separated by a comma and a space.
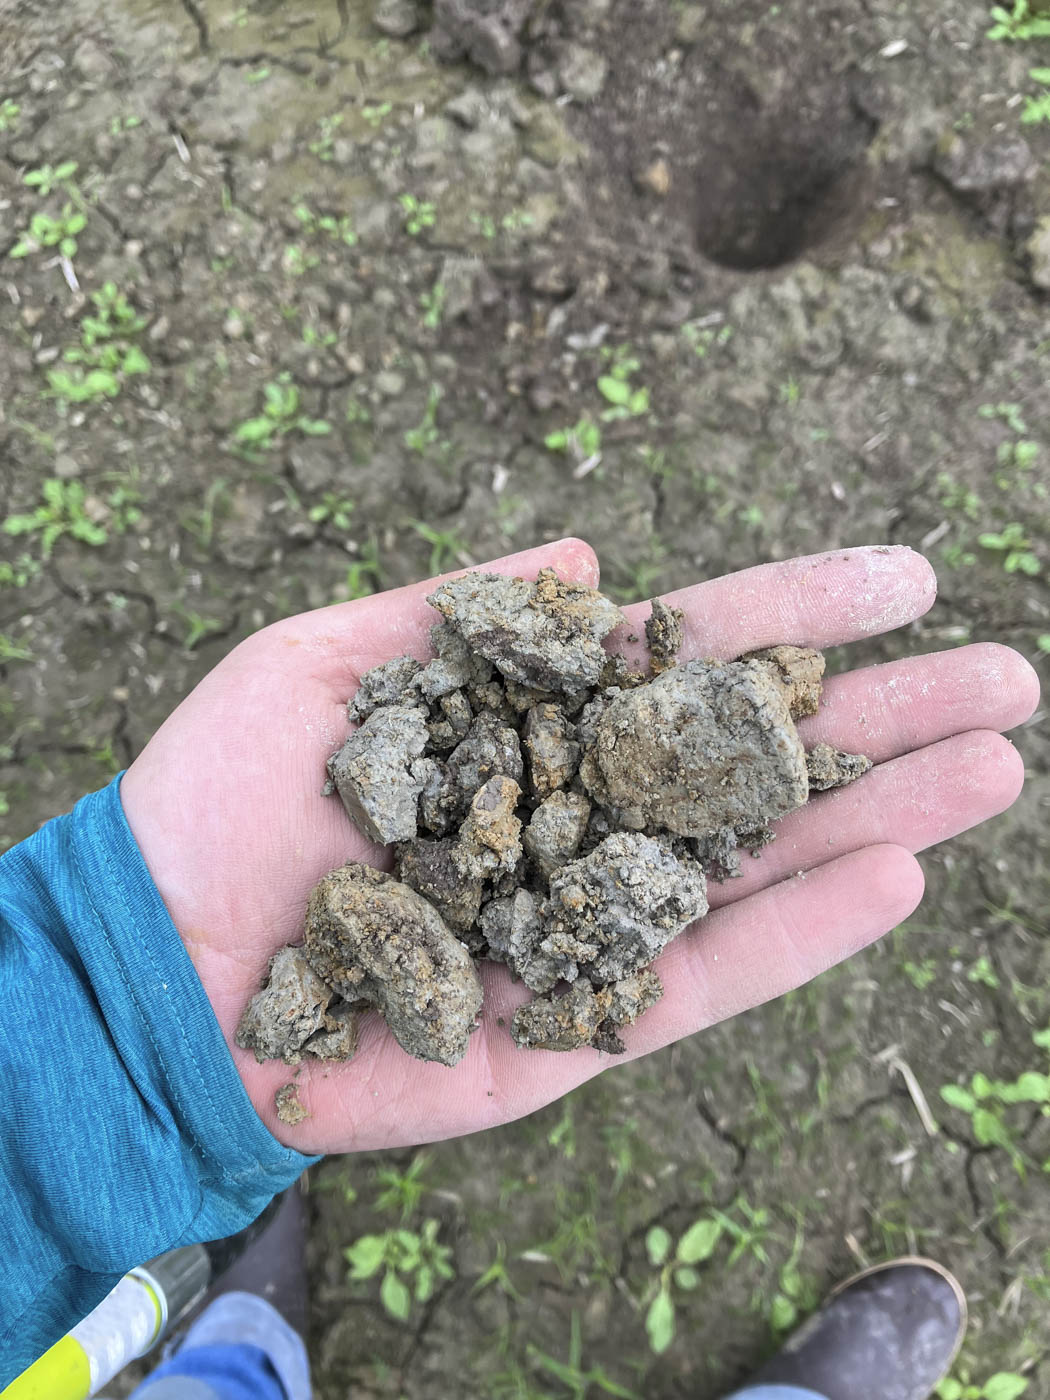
237, 569, 871, 1069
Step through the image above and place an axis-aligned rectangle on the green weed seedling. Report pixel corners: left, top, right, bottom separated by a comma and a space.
0, 98, 19, 132
987, 0, 1050, 40
0, 553, 41, 590
398, 193, 436, 236
682, 319, 734, 358
597, 347, 650, 421
420, 281, 446, 329
308, 492, 354, 531
937, 1373, 1029, 1399
472, 1241, 522, 1302
232, 374, 330, 455
977, 522, 1040, 575
979, 402, 1027, 434
403, 384, 444, 456
374, 1152, 431, 1220
0, 635, 33, 663
46, 282, 150, 404
544, 418, 602, 459
643, 1216, 723, 1353
10, 205, 87, 261
344, 1218, 454, 1320
23, 160, 78, 197
292, 202, 357, 247
309, 113, 344, 161
1022, 68, 1050, 123
171, 606, 225, 650
526, 1313, 640, 1400
362, 100, 392, 128
408, 519, 465, 575
342, 540, 383, 600
3, 479, 107, 559
940, 1027, 1050, 1175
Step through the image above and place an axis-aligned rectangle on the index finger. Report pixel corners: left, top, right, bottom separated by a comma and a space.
613, 545, 937, 662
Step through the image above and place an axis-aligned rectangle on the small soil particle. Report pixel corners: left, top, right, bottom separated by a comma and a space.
327, 705, 432, 844
275, 1082, 310, 1126
644, 598, 685, 673
805, 741, 874, 790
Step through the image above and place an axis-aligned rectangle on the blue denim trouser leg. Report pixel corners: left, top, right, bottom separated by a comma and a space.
131, 1293, 311, 1400
725, 1387, 827, 1400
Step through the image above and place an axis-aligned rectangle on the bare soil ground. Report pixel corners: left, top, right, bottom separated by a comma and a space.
2, 0, 1049, 1393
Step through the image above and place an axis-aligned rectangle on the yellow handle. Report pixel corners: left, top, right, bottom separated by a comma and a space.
1, 1336, 91, 1400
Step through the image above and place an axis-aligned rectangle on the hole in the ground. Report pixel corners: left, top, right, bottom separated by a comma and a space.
693, 77, 878, 271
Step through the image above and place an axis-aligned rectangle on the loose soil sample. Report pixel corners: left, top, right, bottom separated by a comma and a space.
237, 568, 871, 1069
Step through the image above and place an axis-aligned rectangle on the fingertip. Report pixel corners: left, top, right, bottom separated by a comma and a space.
842, 544, 938, 635
866, 842, 926, 922
973, 642, 1042, 729
546, 536, 600, 587
965, 728, 1028, 810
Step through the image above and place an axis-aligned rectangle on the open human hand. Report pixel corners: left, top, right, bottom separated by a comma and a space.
120, 539, 1039, 1155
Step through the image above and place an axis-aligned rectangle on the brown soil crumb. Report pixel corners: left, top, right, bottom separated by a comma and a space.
276, 1082, 310, 1126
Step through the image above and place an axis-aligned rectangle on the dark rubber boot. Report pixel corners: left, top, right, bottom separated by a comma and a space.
742, 1257, 966, 1400
203, 1181, 309, 1336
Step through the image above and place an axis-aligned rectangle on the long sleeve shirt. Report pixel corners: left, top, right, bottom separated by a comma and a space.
0, 775, 316, 1384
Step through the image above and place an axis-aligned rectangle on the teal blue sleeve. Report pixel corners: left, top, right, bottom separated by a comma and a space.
0, 775, 318, 1383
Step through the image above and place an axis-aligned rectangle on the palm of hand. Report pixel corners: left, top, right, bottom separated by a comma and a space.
120, 539, 1038, 1154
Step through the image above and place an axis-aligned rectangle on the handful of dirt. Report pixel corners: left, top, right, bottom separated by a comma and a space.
237, 569, 871, 1070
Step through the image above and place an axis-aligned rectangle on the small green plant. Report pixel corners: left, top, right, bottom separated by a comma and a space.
681, 319, 733, 358
309, 113, 344, 161
374, 1153, 431, 1220
987, 0, 1050, 40
0, 634, 33, 663
937, 1373, 1029, 1399
109, 113, 143, 135
408, 519, 465, 575
978, 522, 1040, 575
596, 347, 650, 420
182, 479, 230, 549
23, 160, 78, 197
937, 472, 982, 519
1022, 68, 1050, 122
0, 553, 42, 590
232, 374, 330, 454
3, 480, 107, 558
967, 953, 1001, 988
420, 281, 446, 329
1037, 633, 1050, 653
903, 957, 938, 990
779, 376, 801, 406
643, 1216, 723, 1353
547, 1103, 576, 1160
342, 540, 383, 600
544, 418, 602, 459
398, 193, 436, 236
940, 1028, 1050, 1175
308, 492, 354, 531
292, 202, 358, 246
361, 100, 392, 128
42, 282, 151, 404
245, 65, 271, 84
171, 606, 226, 650
9, 205, 88, 260
344, 1219, 454, 1320
0, 98, 20, 132
403, 383, 443, 455
471, 211, 498, 239
979, 401, 1027, 434
526, 1314, 639, 1400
